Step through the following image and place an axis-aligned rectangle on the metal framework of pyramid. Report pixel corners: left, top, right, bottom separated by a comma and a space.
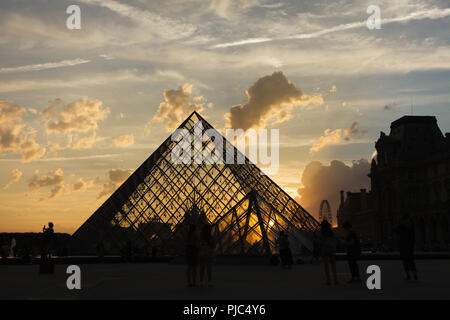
71, 111, 319, 256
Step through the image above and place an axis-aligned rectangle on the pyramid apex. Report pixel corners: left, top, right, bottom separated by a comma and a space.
188, 110, 203, 119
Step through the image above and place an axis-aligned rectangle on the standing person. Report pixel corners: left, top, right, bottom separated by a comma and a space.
395, 214, 418, 280
342, 221, 361, 283
278, 231, 293, 269
319, 220, 338, 285
42, 222, 54, 259
310, 231, 320, 264
185, 225, 199, 287
198, 224, 216, 287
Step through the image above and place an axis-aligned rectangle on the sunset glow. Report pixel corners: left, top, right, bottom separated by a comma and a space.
1, 0, 449, 234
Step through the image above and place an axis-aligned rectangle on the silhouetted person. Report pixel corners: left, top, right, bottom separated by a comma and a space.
319, 220, 338, 285
395, 214, 418, 280
185, 224, 199, 287
21, 242, 32, 264
278, 231, 293, 269
310, 231, 320, 264
198, 224, 216, 287
342, 221, 361, 283
42, 222, 54, 259
0, 236, 8, 263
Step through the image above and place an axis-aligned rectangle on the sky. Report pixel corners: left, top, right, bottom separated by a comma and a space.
0, 0, 449, 233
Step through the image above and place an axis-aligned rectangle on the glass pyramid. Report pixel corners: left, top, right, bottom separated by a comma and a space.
71, 112, 319, 255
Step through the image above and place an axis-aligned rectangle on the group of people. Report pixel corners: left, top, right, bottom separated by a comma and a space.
318, 220, 362, 285
185, 223, 216, 287
317, 215, 419, 285
13, 218, 420, 286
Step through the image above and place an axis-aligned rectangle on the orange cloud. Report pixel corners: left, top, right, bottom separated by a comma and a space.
97, 168, 133, 199
153, 84, 206, 131
2, 169, 22, 190
46, 98, 110, 134
0, 101, 46, 162
225, 71, 323, 130
28, 168, 65, 201
297, 159, 370, 221
309, 122, 366, 153
0, 101, 27, 123
113, 134, 134, 147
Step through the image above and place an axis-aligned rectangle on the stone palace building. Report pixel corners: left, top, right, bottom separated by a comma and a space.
337, 116, 450, 251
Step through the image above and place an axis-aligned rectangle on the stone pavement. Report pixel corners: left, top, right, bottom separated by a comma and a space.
1, 259, 449, 299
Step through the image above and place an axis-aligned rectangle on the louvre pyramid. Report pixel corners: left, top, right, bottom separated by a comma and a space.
71, 111, 319, 255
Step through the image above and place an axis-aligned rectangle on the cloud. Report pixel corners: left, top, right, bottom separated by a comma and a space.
309, 122, 366, 153
0, 113, 46, 163
225, 71, 323, 130
342, 122, 366, 140
41, 97, 109, 151
212, 37, 272, 48
297, 159, 371, 221
0, 58, 90, 74
27, 169, 92, 200
72, 178, 93, 192
213, 7, 450, 48
0, 70, 156, 93
71, 132, 103, 150
0, 124, 23, 152
329, 85, 337, 93
0, 13, 141, 50
153, 84, 206, 131
99, 54, 114, 60
46, 98, 110, 134
209, 0, 261, 19
156, 70, 184, 80
40, 98, 62, 120
2, 169, 22, 190
113, 134, 134, 147
0, 101, 27, 123
19, 138, 46, 163
97, 168, 133, 199
79, 0, 196, 40
48, 132, 104, 152
28, 168, 65, 200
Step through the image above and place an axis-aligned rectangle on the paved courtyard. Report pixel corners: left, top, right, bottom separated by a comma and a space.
1, 259, 449, 300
